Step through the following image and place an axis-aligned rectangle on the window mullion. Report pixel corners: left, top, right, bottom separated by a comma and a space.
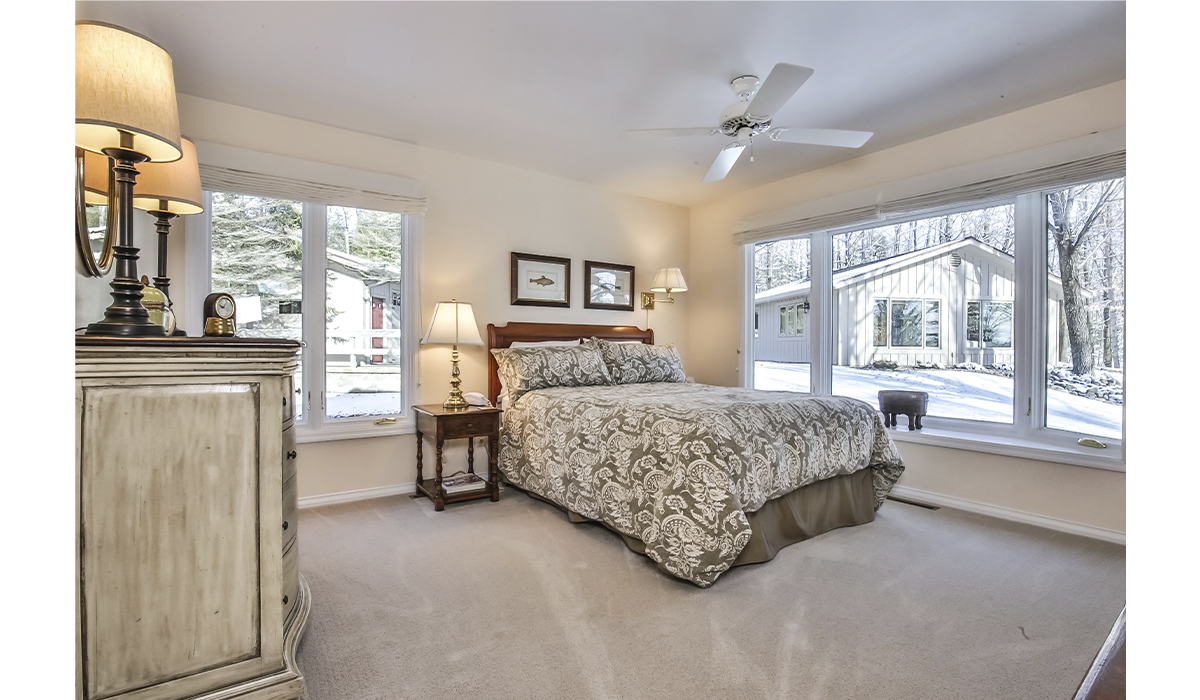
301, 203, 328, 429
1013, 191, 1046, 438
811, 232, 833, 395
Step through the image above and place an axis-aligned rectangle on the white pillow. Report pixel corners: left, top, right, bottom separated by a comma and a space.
509, 339, 581, 348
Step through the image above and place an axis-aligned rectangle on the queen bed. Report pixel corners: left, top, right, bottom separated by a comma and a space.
486, 322, 904, 587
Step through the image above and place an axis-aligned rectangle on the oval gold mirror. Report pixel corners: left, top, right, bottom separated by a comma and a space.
76, 147, 114, 277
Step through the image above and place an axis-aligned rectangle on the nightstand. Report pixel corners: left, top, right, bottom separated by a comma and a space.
413, 404, 501, 511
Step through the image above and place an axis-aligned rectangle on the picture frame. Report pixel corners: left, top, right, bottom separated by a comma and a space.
583, 260, 636, 312
511, 252, 571, 307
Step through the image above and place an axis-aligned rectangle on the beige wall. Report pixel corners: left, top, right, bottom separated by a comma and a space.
686, 81, 1126, 534
73, 94, 690, 501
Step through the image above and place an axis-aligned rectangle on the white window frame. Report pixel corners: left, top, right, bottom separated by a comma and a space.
191, 190, 421, 443
743, 188, 1125, 471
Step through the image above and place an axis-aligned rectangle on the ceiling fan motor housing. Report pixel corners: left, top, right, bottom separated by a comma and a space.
718, 101, 772, 138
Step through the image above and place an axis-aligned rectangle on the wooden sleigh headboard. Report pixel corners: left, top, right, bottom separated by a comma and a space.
485, 322, 654, 406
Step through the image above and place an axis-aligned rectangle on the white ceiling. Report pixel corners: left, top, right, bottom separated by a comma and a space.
75, 1, 1126, 208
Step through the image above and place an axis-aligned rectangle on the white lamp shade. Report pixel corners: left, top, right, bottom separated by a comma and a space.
651, 268, 688, 293
421, 301, 484, 346
131, 136, 204, 214
83, 137, 204, 215
75, 21, 182, 163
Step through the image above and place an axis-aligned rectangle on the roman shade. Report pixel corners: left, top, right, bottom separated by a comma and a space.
733, 149, 1125, 245
195, 141, 427, 215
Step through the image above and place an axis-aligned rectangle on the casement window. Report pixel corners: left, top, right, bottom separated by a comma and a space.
185, 146, 426, 442
779, 303, 806, 336
746, 171, 1126, 469
872, 299, 941, 348
966, 300, 1013, 348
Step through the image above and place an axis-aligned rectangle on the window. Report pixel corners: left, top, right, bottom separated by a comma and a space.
749, 177, 1125, 464
779, 303, 805, 336
205, 190, 417, 441
966, 300, 1013, 348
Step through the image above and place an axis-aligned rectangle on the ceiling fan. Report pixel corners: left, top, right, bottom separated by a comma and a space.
626, 63, 873, 183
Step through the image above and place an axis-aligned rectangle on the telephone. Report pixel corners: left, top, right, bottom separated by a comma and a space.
463, 392, 490, 407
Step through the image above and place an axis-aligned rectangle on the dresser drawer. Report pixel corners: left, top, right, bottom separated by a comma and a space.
283, 374, 295, 424
282, 426, 297, 485
282, 537, 299, 625
282, 472, 298, 552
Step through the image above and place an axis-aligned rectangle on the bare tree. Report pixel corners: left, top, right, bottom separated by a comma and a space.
1047, 179, 1123, 377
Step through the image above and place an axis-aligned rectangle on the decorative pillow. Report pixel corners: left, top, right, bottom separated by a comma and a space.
490, 344, 612, 404
591, 337, 687, 385
510, 339, 581, 348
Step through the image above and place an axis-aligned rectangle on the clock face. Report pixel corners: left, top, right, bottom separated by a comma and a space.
216, 296, 235, 319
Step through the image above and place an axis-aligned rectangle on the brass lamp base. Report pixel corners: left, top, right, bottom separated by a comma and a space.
443, 345, 469, 411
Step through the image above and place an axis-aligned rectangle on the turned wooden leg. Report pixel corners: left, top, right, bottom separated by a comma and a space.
467, 436, 475, 474
434, 438, 445, 511
489, 433, 500, 502
415, 430, 424, 486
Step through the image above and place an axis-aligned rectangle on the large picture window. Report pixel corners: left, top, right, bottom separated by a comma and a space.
206, 189, 416, 440
750, 175, 1125, 460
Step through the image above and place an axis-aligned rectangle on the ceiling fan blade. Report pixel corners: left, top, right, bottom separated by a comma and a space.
623, 127, 718, 138
702, 142, 747, 182
746, 63, 814, 119
769, 127, 873, 148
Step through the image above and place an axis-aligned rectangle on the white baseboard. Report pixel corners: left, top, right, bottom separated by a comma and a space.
889, 485, 1125, 546
298, 482, 416, 509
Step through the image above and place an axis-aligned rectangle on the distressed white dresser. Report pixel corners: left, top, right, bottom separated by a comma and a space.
75, 337, 309, 700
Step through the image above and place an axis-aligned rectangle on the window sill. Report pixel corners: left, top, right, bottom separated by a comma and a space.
295, 415, 415, 443
886, 426, 1125, 472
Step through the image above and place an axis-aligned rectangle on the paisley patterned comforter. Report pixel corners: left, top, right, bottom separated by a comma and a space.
497, 382, 905, 587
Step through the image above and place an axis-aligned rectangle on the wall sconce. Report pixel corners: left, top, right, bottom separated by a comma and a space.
77, 21, 183, 337
640, 267, 688, 310
421, 300, 485, 410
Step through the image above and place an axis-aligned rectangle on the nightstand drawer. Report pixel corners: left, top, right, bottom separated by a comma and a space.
282, 537, 299, 624
282, 426, 297, 484
282, 473, 298, 552
439, 411, 499, 440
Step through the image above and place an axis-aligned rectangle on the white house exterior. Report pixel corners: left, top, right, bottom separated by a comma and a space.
755, 238, 1064, 367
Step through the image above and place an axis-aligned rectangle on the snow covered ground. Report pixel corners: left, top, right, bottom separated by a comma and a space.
316, 363, 1122, 440
754, 361, 1122, 439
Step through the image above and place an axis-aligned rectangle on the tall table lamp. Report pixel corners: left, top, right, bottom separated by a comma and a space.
85, 138, 203, 335
76, 21, 183, 337
421, 300, 484, 410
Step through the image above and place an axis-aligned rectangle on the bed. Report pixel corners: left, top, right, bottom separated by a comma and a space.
486, 322, 905, 587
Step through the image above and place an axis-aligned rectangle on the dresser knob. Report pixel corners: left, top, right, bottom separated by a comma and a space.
282, 397, 287, 406
283, 521, 289, 531
283, 595, 289, 605
287, 450, 297, 459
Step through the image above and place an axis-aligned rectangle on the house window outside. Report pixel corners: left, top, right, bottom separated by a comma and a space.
872, 300, 888, 347
209, 191, 412, 435
966, 300, 1013, 347
871, 298, 942, 349
779, 303, 805, 336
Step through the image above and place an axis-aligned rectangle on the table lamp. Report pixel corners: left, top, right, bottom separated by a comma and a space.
421, 300, 484, 410
82, 138, 202, 335
76, 20, 183, 337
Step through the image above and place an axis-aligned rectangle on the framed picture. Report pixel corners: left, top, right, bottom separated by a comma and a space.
583, 260, 636, 312
511, 252, 571, 307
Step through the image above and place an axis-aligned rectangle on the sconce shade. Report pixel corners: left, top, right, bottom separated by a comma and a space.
131, 136, 204, 214
421, 301, 484, 346
651, 268, 688, 293
82, 138, 203, 215
75, 21, 182, 163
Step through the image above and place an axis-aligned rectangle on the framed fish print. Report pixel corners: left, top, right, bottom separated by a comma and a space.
511, 252, 571, 307
583, 260, 636, 311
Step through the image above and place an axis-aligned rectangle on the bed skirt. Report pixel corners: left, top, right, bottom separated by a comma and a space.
515, 468, 878, 571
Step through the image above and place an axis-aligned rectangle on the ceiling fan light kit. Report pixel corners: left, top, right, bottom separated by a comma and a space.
627, 62, 873, 183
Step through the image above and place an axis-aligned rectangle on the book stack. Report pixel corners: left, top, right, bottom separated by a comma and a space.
439, 472, 488, 495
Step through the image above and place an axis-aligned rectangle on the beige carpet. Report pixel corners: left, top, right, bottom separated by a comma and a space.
295, 488, 1124, 700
